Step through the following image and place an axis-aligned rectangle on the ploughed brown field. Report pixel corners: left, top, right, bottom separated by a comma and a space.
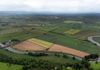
13, 38, 89, 58
14, 41, 46, 51
48, 44, 89, 58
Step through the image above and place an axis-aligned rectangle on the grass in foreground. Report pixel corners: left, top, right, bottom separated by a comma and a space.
90, 62, 100, 70
0, 62, 22, 70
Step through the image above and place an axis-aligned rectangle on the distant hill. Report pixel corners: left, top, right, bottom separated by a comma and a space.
0, 11, 100, 16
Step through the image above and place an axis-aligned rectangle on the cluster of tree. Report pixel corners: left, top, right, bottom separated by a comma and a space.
28, 52, 48, 57
11, 39, 20, 42
22, 59, 94, 70
85, 54, 99, 60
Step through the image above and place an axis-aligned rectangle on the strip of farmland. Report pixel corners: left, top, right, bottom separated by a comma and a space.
13, 38, 89, 58
14, 41, 46, 51
49, 44, 89, 58
28, 38, 53, 48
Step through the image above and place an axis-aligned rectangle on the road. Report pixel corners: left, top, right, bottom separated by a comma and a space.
88, 36, 100, 62
88, 36, 100, 47
5, 47, 28, 54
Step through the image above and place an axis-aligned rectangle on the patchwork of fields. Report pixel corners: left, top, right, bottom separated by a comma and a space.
13, 38, 89, 58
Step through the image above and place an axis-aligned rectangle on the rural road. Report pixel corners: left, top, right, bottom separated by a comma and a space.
88, 36, 100, 62
5, 47, 28, 54
88, 36, 100, 47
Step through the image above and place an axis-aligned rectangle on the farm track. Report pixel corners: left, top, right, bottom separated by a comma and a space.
5, 47, 28, 54
88, 36, 100, 47
88, 36, 100, 62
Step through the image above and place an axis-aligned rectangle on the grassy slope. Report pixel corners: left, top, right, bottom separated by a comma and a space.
0, 62, 22, 70
36, 32, 100, 55
0, 49, 79, 64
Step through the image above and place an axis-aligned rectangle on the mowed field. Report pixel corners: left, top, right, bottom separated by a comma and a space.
14, 38, 89, 58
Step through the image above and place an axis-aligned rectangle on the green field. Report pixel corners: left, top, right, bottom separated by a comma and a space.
90, 62, 100, 70
0, 62, 22, 70
0, 30, 44, 42
36, 32, 100, 55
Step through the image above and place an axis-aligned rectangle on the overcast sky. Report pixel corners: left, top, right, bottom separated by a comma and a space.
0, 0, 100, 13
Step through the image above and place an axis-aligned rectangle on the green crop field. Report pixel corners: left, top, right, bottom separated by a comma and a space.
0, 62, 22, 70
0, 30, 44, 42
36, 32, 100, 55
